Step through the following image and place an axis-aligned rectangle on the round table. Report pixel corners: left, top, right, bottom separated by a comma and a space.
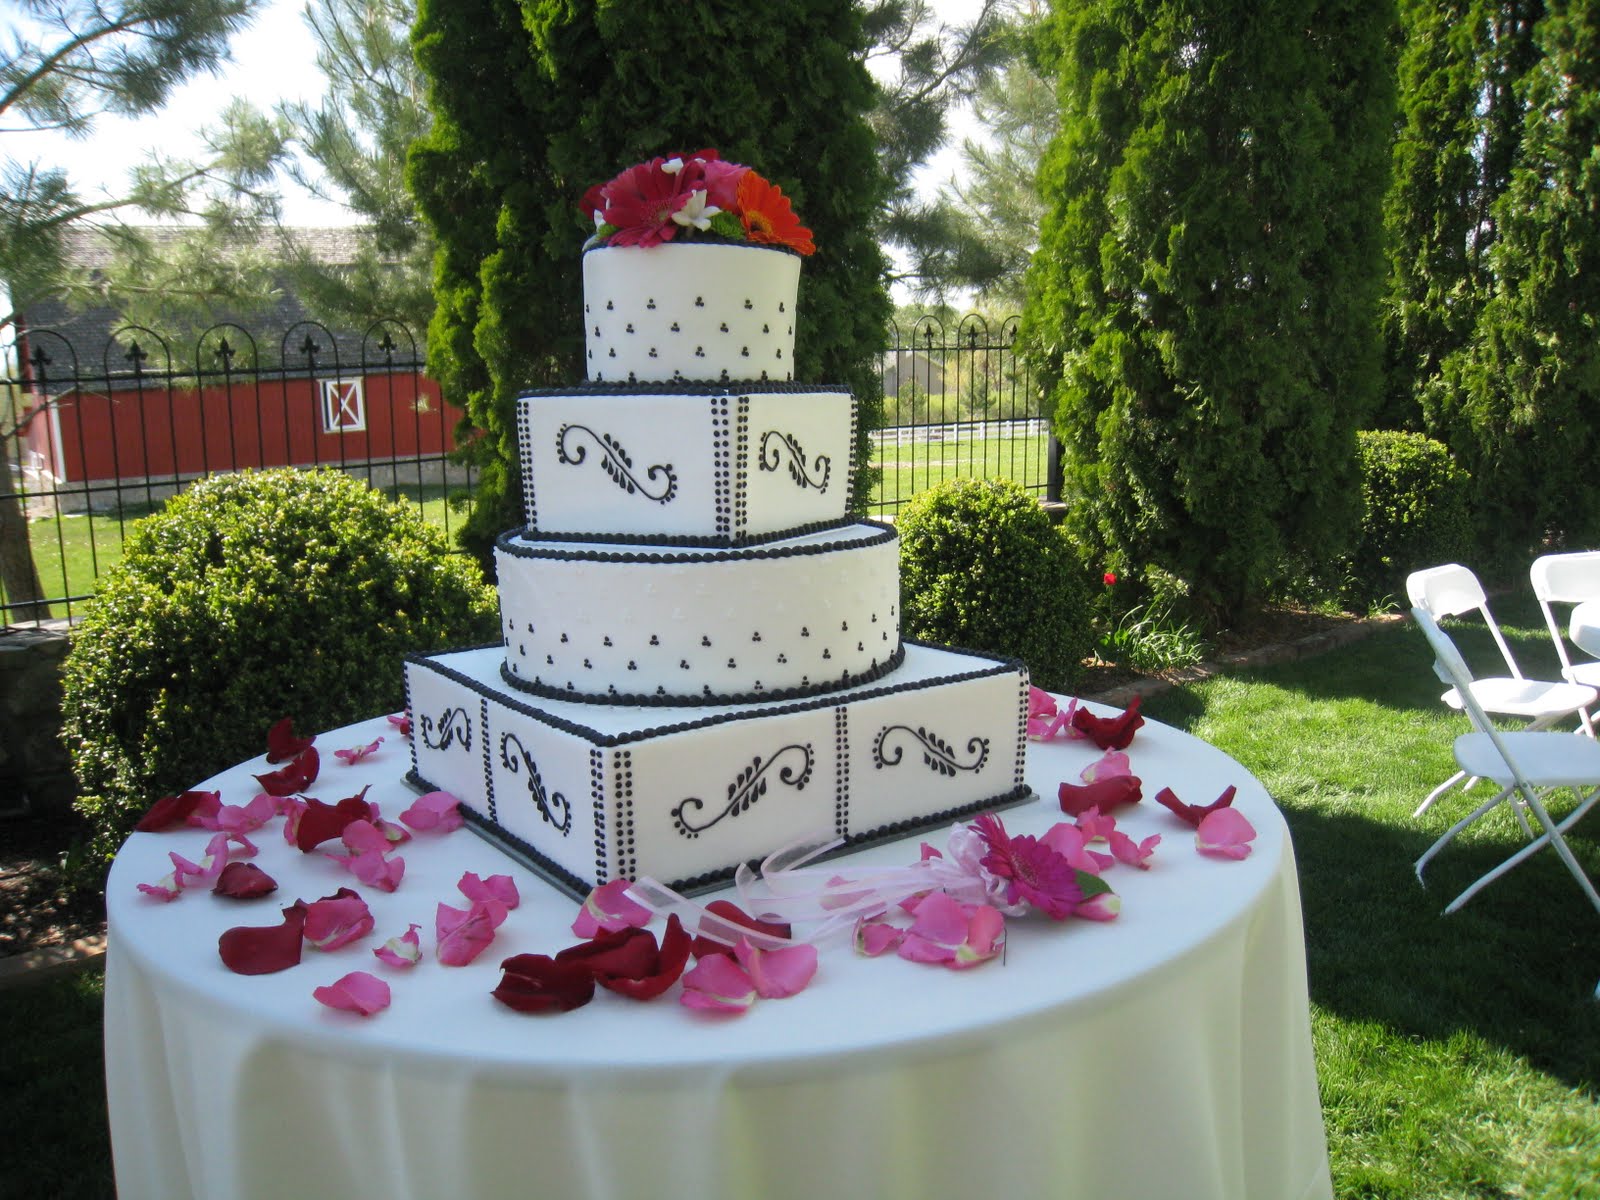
104, 707, 1332, 1200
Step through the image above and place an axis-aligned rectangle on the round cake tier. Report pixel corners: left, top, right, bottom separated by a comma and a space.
496, 521, 903, 705
583, 243, 799, 384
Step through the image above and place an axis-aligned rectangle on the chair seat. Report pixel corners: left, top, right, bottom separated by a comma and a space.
1455, 729, 1600, 789
1561, 659, 1600, 689
1440, 677, 1597, 719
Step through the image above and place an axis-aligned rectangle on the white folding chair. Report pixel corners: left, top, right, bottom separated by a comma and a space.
1405, 564, 1597, 821
1530, 551, 1600, 699
1411, 604, 1600, 916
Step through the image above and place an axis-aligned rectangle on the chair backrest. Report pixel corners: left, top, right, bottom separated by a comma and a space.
1405, 563, 1524, 680
1530, 551, 1600, 674
1411, 604, 1530, 783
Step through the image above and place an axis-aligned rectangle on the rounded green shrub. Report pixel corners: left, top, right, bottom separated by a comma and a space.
896, 478, 1093, 692
62, 469, 498, 868
1346, 430, 1473, 604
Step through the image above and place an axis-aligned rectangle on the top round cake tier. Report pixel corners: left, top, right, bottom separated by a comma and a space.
583, 242, 800, 385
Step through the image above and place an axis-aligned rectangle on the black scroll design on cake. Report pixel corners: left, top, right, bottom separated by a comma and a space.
873, 725, 989, 778
420, 706, 472, 753
556, 423, 678, 505
758, 429, 831, 493
671, 743, 814, 838
499, 733, 572, 835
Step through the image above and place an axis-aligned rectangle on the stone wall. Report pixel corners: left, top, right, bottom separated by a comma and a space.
0, 626, 75, 817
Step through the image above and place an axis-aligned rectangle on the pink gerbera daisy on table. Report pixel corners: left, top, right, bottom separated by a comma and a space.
970, 813, 1084, 920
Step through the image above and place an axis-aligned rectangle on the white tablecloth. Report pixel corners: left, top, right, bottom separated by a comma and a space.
105, 707, 1332, 1200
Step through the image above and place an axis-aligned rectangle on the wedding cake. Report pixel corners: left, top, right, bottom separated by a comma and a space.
405, 153, 1032, 897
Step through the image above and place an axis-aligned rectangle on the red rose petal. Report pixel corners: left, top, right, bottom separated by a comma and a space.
493, 954, 597, 1014
265, 716, 316, 764
1155, 784, 1238, 828
1071, 694, 1145, 750
213, 861, 278, 899
134, 790, 219, 832
255, 746, 321, 797
218, 901, 308, 974
293, 789, 374, 852
1057, 774, 1143, 817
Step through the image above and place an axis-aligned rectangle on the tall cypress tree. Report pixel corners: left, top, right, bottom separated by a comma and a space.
1380, 0, 1544, 429
1425, 0, 1600, 559
1021, 0, 1395, 622
409, 0, 891, 563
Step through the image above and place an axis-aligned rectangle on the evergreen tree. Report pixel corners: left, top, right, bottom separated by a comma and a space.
1425, 0, 1600, 558
1380, 0, 1544, 428
279, 0, 435, 337
1022, 0, 1395, 623
410, 0, 891, 564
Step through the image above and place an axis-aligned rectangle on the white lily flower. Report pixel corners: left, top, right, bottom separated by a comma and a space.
671, 189, 722, 231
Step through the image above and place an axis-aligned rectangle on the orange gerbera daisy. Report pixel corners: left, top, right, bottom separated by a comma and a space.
736, 172, 816, 255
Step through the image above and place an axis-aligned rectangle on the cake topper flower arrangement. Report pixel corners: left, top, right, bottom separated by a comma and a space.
581, 150, 815, 255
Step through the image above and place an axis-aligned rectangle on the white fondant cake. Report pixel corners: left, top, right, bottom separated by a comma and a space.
406, 163, 1031, 894
583, 243, 799, 383
496, 521, 902, 703
407, 643, 1030, 897
518, 383, 857, 545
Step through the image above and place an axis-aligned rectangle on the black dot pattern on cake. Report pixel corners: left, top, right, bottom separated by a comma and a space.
733, 396, 750, 537
711, 395, 732, 540
834, 707, 850, 836
1013, 680, 1029, 788
615, 750, 636, 881
590, 748, 607, 882
671, 742, 813, 838
872, 724, 990, 777
479, 698, 495, 822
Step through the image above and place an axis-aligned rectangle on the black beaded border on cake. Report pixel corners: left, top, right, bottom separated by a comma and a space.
732, 395, 750, 539
521, 514, 859, 550
615, 749, 636, 882
712, 393, 731, 541
834, 706, 849, 837
517, 405, 539, 531
581, 239, 803, 264
588, 748, 607, 884
480, 697, 495, 822
500, 642, 907, 708
517, 381, 848, 399
495, 517, 895, 565
404, 641, 1023, 747
1013, 676, 1030, 789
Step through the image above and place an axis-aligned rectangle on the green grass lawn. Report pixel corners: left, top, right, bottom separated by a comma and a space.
869, 431, 1051, 511
5, 592, 1598, 1198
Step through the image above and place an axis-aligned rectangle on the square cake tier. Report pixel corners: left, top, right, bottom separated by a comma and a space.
404, 642, 1032, 897
518, 384, 856, 546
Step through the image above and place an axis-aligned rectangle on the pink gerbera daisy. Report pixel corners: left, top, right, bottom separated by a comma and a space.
601, 158, 691, 247
971, 813, 1084, 920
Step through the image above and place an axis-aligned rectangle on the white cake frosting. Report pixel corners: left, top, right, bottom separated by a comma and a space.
518, 384, 856, 545
583, 243, 799, 384
496, 521, 902, 703
405, 234, 1033, 895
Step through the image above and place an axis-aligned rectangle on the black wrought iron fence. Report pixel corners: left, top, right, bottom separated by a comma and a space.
2, 314, 1055, 625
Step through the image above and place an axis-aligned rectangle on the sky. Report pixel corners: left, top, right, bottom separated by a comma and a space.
9, 0, 988, 296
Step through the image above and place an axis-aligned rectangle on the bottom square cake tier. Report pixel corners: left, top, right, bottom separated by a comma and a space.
403, 642, 1033, 897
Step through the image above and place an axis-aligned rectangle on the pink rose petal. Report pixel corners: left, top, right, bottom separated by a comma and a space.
1196, 807, 1257, 860
399, 790, 463, 833
1080, 750, 1133, 782
334, 737, 384, 766
137, 875, 182, 902
733, 937, 818, 999
572, 879, 653, 938
313, 970, 391, 1016
679, 952, 758, 1013
303, 888, 375, 951
459, 872, 520, 909
373, 924, 423, 968
435, 899, 505, 966
854, 918, 907, 957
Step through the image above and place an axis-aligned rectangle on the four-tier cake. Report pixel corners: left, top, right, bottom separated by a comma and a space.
404, 154, 1033, 897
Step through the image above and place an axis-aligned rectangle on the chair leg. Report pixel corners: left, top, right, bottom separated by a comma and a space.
1443, 785, 1600, 915
1416, 785, 1515, 881
1416, 771, 1474, 818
